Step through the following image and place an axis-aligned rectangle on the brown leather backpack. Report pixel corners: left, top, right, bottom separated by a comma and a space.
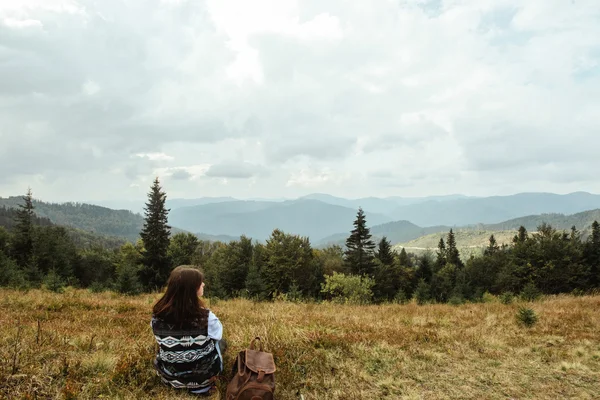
226, 337, 276, 400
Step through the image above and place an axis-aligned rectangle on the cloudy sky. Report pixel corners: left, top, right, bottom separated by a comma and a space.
1, 0, 599, 202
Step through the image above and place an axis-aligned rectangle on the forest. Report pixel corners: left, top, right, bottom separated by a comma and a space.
1, 182, 599, 304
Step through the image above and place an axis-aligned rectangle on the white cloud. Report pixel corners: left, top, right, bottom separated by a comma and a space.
3, 18, 43, 29
0, 0, 599, 202
82, 80, 100, 96
135, 153, 174, 162
286, 167, 348, 188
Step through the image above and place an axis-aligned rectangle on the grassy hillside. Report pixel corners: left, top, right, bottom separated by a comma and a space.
394, 230, 520, 257
1, 289, 599, 399
321, 208, 600, 249
484, 209, 600, 235
316, 221, 450, 248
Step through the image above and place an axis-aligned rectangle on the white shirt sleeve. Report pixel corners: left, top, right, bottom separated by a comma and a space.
207, 311, 223, 341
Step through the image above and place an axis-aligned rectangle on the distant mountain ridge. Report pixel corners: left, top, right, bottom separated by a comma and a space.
316, 208, 600, 248
170, 199, 392, 242
386, 192, 600, 226
0, 197, 143, 241
482, 209, 600, 233
3, 192, 600, 247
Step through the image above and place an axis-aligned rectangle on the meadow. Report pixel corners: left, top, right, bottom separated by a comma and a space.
1, 289, 599, 399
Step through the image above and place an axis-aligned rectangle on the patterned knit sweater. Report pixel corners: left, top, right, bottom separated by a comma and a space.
151, 309, 222, 392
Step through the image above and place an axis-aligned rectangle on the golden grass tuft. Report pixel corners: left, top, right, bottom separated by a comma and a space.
1, 289, 599, 399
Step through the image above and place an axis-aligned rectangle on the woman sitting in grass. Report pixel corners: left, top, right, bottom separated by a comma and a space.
151, 266, 225, 396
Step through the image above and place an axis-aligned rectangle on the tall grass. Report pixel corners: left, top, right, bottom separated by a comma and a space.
1, 288, 599, 399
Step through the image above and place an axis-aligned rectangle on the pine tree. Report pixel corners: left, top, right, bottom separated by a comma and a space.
245, 263, 266, 300
591, 221, 600, 245
139, 178, 171, 291
375, 237, 394, 266
11, 188, 35, 267
372, 259, 396, 302
344, 208, 376, 276
585, 220, 600, 286
514, 226, 528, 244
446, 229, 463, 268
415, 253, 433, 283
414, 278, 431, 305
398, 247, 412, 267
570, 226, 580, 242
434, 237, 446, 272
484, 234, 499, 256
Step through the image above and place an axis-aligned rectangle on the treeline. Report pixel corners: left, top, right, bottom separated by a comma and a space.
0, 206, 52, 229
1, 184, 599, 304
0, 196, 143, 241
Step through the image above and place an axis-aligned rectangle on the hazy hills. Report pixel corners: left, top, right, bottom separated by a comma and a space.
166, 191, 600, 244
385, 192, 600, 226
2, 192, 599, 247
482, 209, 600, 232
390, 210, 600, 256
0, 197, 143, 241
169, 199, 392, 242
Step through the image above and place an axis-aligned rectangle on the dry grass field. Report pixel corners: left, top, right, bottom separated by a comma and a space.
1, 288, 599, 399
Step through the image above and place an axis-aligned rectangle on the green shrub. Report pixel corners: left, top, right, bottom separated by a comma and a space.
520, 283, 541, 302
321, 272, 374, 305
0, 256, 29, 289
44, 269, 65, 293
448, 295, 464, 306
500, 292, 514, 305
393, 289, 408, 304
89, 281, 109, 293
413, 279, 431, 305
516, 307, 538, 328
115, 264, 142, 296
481, 291, 496, 303
287, 281, 303, 303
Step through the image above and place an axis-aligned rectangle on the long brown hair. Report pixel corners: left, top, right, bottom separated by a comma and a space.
152, 266, 206, 323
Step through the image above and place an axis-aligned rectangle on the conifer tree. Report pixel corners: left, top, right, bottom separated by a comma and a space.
139, 178, 171, 291
220, 235, 253, 295
414, 278, 431, 305
591, 221, 600, 245
446, 229, 463, 268
11, 188, 35, 267
398, 247, 412, 267
585, 220, 600, 286
415, 252, 433, 283
434, 237, 446, 271
375, 236, 394, 266
514, 226, 528, 244
484, 234, 499, 256
245, 263, 266, 300
344, 207, 376, 276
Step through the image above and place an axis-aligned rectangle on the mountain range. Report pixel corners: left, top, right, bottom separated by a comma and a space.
167, 191, 600, 242
2, 192, 600, 246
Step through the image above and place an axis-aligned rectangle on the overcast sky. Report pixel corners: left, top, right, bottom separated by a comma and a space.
1, 0, 599, 202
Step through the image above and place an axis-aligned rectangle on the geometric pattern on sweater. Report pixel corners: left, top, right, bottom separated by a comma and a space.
151, 311, 221, 392
159, 376, 212, 389
159, 342, 216, 363
155, 334, 211, 348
